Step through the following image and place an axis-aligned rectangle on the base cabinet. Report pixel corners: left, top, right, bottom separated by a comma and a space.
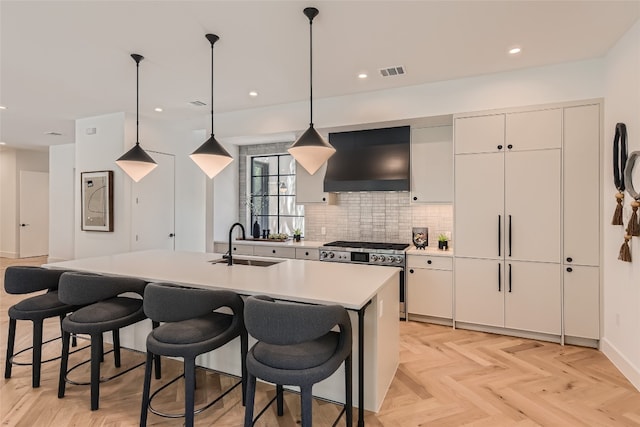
564, 265, 600, 339
455, 258, 561, 335
407, 255, 452, 320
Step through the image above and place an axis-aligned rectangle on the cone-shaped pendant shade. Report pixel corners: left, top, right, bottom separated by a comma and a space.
191, 33, 233, 178
116, 53, 156, 182
116, 143, 158, 182
288, 7, 335, 176
190, 134, 234, 179
288, 125, 335, 175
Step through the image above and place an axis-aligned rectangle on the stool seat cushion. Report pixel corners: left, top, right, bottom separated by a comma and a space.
152, 312, 233, 345
253, 332, 339, 370
9, 291, 74, 321
63, 297, 145, 335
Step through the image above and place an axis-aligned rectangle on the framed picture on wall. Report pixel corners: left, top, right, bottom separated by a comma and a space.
81, 170, 114, 232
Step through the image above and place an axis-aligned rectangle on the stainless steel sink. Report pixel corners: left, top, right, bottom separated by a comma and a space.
211, 258, 283, 267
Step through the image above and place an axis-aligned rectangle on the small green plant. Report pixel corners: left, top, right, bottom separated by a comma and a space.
293, 228, 302, 236
438, 234, 449, 242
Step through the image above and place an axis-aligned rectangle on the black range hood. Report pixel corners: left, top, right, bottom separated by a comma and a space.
323, 125, 410, 192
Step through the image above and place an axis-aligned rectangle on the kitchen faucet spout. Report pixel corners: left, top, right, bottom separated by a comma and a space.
227, 223, 246, 266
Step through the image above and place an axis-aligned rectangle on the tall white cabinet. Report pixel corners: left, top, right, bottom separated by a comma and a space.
454, 101, 601, 343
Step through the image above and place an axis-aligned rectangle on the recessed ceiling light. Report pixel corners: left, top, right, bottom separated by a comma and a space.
0, 142, 6, 145
358, 73, 368, 79
154, 107, 163, 112
509, 47, 522, 55
0, 106, 6, 110
249, 91, 258, 97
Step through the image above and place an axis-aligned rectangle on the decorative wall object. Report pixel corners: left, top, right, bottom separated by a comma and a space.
81, 171, 113, 232
611, 123, 628, 225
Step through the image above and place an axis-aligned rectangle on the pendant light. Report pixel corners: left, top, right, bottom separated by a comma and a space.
190, 34, 234, 179
288, 7, 335, 176
116, 54, 157, 182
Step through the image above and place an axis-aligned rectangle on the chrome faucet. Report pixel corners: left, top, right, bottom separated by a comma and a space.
225, 222, 246, 266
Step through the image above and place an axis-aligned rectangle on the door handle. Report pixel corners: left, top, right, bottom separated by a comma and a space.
498, 215, 501, 257
508, 263, 512, 292
508, 215, 512, 257
498, 263, 502, 292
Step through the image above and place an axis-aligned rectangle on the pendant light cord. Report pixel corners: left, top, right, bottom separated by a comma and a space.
308, 14, 314, 127
211, 39, 215, 137
136, 58, 140, 144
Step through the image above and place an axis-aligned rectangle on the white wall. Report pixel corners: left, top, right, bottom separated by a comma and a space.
0, 148, 48, 258
601, 20, 640, 390
49, 144, 75, 262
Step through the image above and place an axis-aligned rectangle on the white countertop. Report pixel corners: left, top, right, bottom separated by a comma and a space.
406, 246, 453, 256
226, 239, 326, 248
44, 250, 399, 310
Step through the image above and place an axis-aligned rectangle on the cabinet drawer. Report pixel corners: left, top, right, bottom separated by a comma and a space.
407, 255, 452, 270
253, 246, 296, 259
295, 248, 319, 260
230, 244, 254, 256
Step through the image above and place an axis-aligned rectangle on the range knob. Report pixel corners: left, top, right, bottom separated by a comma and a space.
387, 256, 396, 263
395, 256, 404, 264
320, 251, 327, 259
378, 255, 386, 263
371, 255, 379, 262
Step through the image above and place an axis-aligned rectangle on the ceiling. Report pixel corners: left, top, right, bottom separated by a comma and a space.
1, 0, 638, 151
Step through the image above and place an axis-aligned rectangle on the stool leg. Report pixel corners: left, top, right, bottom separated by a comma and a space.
345, 355, 353, 426
151, 321, 161, 379
185, 358, 196, 427
276, 384, 284, 416
140, 351, 154, 427
98, 333, 104, 363
244, 372, 256, 427
58, 330, 70, 398
113, 329, 121, 368
5, 318, 16, 379
240, 331, 248, 405
90, 334, 101, 410
300, 385, 313, 427
32, 319, 44, 388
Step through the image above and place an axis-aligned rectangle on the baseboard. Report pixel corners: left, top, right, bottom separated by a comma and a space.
0, 251, 18, 258
600, 337, 640, 392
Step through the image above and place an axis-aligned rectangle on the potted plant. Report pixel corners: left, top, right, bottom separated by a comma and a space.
293, 228, 302, 242
438, 234, 449, 250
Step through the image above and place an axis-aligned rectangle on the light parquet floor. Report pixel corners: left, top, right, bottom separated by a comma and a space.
2, 256, 640, 426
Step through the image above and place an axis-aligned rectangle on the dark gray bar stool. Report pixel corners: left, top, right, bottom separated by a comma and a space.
57, 271, 156, 410
4, 266, 78, 387
140, 283, 248, 427
244, 295, 353, 427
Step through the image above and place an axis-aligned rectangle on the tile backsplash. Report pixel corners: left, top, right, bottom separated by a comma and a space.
304, 192, 452, 247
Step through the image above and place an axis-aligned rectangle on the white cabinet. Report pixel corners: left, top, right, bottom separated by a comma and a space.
410, 126, 453, 203
296, 162, 336, 204
295, 248, 319, 260
454, 109, 563, 336
406, 254, 452, 320
252, 245, 296, 259
564, 265, 600, 340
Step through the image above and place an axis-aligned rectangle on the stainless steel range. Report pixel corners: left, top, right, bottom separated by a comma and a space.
320, 241, 409, 319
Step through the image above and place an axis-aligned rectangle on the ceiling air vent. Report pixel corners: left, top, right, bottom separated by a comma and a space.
189, 100, 207, 107
379, 66, 405, 77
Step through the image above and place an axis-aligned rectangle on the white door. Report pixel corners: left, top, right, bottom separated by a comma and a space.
454, 152, 504, 259
19, 171, 49, 257
131, 152, 175, 251
564, 265, 600, 339
454, 258, 504, 327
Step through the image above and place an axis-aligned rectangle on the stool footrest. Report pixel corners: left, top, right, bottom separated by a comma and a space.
64, 348, 144, 386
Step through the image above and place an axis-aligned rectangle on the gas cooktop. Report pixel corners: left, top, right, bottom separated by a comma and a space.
323, 241, 410, 252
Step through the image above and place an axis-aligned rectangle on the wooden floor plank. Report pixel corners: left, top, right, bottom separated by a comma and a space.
2, 256, 640, 426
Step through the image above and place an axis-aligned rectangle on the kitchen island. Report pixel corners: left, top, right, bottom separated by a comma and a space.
44, 249, 399, 419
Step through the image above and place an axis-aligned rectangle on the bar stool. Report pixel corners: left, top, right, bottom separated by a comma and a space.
57, 271, 156, 410
140, 283, 248, 427
243, 295, 353, 427
4, 266, 78, 387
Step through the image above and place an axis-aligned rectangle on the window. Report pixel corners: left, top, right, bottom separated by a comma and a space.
250, 154, 304, 237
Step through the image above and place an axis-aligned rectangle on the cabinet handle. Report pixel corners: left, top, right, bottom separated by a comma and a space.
566, 257, 573, 263
497, 145, 503, 150
508, 263, 512, 292
305, 252, 309, 256
427, 260, 432, 265
322, 197, 326, 202
498, 215, 502, 256
272, 249, 276, 254
508, 215, 512, 257
409, 269, 414, 274
507, 144, 513, 150
498, 263, 502, 292
233, 247, 237, 251
566, 267, 573, 272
